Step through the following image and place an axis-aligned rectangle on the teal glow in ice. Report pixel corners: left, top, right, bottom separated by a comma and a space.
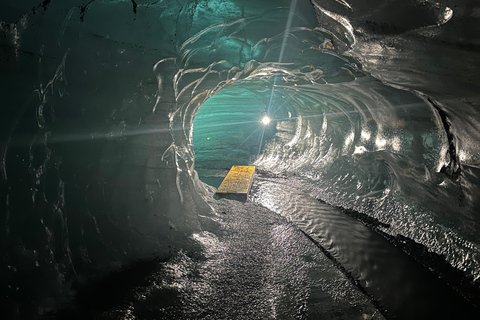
2, 0, 480, 318
193, 85, 272, 187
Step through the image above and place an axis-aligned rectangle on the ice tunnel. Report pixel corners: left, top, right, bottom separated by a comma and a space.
1, 0, 480, 319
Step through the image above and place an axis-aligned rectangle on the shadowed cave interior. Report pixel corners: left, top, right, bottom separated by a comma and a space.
1, 0, 480, 319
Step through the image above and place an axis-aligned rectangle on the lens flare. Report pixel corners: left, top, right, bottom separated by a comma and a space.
261, 115, 271, 126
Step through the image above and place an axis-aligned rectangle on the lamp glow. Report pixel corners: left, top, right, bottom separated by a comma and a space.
261, 115, 271, 126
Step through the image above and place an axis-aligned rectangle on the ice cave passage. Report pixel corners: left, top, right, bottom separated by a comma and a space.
1, 0, 480, 319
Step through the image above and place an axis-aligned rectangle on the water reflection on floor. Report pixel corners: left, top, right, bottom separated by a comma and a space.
251, 172, 479, 319
46, 193, 384, 320
46, 172, 479, 320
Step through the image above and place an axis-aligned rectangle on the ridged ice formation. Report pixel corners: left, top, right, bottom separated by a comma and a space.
1, 0, 480, 317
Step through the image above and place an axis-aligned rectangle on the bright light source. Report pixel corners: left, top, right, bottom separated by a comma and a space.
261, 115, 271, 126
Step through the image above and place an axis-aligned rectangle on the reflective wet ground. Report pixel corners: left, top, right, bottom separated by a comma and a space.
45, 172, 479, 320
251, 173, 479, 319
46, 194, 383, 319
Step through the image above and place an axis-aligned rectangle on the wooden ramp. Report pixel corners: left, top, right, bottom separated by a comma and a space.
215, 166, 255, 201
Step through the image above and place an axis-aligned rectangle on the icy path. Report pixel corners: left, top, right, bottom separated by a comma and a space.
45, 170, 480, 320
47, 198, 384, 319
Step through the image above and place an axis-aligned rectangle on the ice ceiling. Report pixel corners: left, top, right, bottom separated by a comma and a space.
1, 0, 480, 317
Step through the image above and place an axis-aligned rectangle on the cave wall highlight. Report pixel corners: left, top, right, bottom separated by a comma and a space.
1, 0, 480, 316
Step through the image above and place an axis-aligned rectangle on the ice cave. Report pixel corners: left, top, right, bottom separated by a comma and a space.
1, 0, 480, 319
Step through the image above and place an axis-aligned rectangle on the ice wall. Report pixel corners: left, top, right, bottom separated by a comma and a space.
0, 1, 211, 316
1, 0, 480, 317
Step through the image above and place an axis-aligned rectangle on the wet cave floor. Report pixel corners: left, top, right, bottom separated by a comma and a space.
43, 174, 479, 320
43, 201, 384, 320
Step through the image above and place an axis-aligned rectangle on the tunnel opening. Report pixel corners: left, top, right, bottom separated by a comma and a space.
192, 80, 292, 188
2, 1, 480, 318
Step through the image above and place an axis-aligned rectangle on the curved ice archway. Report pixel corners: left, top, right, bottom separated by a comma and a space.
160, 7, 480, 292
2, 0, 480, 317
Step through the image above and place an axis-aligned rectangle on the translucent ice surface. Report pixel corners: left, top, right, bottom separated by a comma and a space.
1, 0, 480, 318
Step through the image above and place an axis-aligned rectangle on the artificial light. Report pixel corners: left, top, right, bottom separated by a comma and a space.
261, 115, 271, 126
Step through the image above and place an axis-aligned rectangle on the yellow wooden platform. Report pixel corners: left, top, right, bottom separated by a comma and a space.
216, 166, 255, 200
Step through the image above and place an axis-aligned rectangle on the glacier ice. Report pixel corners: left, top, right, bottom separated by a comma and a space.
1, 0, 480, 317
